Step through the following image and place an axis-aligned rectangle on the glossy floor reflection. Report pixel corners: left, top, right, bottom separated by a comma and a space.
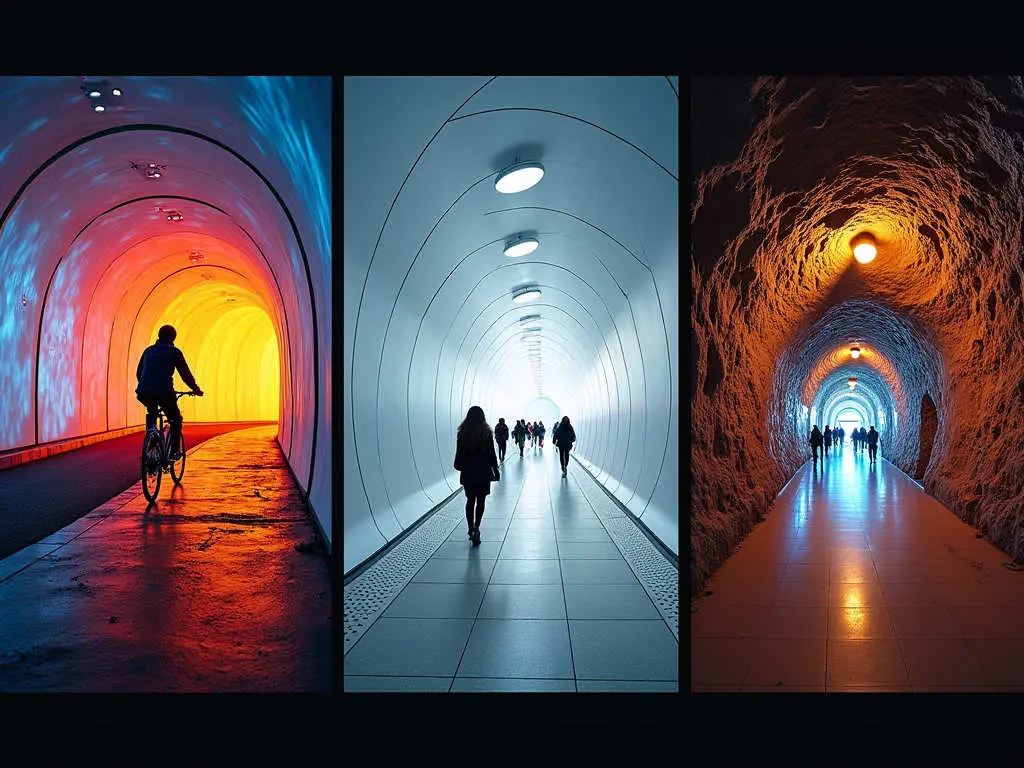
692, 442, 1024, 691
344, 441, 679, 692
0, 426, 331, 692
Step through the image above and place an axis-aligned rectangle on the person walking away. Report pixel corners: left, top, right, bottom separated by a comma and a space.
494, 417, 509, 462
554, 415, 576, 477
867, 425, 879, 464
837, 426, 844, 447
823, 425, 832, 458
454, 405, 500, 546
537, 420, 546, 448
513, 419, 527, 457
858, 427, 868, 454
552, 419, 560, 453
809, 425, 823, 468
135, 324, 204, 460
526, 421, 534, 447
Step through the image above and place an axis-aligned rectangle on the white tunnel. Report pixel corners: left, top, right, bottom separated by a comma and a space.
343, 75, 679, 575
0, 76, 332, 545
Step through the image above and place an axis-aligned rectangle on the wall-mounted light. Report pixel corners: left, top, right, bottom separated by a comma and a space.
495, 160, 544, 194
188, 251, 203, 263
504, 235, 539, 258
851, 232, 877, 264
850, 345, 861, 359
161, 209, 184, 222
512, 286, 541, 304
848, 377, 858, 389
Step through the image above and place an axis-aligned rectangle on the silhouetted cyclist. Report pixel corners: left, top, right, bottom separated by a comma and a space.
136, 324, 203, 460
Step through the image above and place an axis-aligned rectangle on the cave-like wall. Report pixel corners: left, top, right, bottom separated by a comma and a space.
692, 75, 1024, 596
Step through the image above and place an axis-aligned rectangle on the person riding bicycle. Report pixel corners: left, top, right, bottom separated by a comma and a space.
136, 324, 203, 461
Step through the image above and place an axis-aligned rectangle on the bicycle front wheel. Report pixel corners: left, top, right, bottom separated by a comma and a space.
141, 431, 163, 502
170, 432, 186, 485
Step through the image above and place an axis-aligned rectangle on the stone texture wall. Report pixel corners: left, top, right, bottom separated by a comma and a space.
692, 76, 1024, 597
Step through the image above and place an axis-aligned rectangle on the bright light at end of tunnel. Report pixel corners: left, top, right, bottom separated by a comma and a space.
851, 232, 877, 264
495, 161, 544, 194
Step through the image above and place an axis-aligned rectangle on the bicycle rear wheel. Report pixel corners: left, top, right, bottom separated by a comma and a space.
141, 430, 163, 502
170, 432, 186, 485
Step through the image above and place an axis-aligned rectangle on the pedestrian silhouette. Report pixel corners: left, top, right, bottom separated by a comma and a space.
867, 425, 879, 464
553, 415, 576, 476
823, 425, 832, 457
809, 425, 823, 468
513, 419, 527, 457
494, 417, 509, 462
454, 405, 499, 546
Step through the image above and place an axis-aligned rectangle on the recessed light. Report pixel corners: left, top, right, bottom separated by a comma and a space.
188, 251, 203, 262
111, 88, 122, 96
495, 161, 544, 194
512, 286, 541, 304
93, 104, 105, 113
88, 89, 101, 98
518, 314, 541, 324
504, 235, 539, 258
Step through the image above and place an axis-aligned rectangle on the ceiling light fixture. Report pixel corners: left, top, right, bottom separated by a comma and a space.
495, 160, 544, 194
88, 89, 101, 98
850, 345, 861, 359
848, 377, 858, 389
504, 235, 539, 258
519, 314, 540, 324
188, 251, 203, 262
512, 286, 541, 304
165, 210, 184, 222
111, 88, 122, 97
93, 104, 105, 113
851, 232, 877, 264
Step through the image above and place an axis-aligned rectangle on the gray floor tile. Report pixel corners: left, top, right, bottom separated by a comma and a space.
553, 518, 608, 529
383, 583, 487, 618
412, 558, 497, 584
343, 676, 452, 692
555, 528, 612, 543
458, 619, 574, 679
478, 584, 567, 619
564, 584, 661, 619
432, 540, 503, 558
577, 680, 679, 692
561, 558, 638, 584
450, 677, 576, 692
558, 542, 623, 559
490, 558, 563, 584
344, 618, 474, 677
499, 540, 560, 557
569, 619, 678, 681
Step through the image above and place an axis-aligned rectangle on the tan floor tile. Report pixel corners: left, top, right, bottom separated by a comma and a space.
781, 563, 830, 584
968, 639, 1024, 686
889, 606, 964, 639
829, 582, 887, 608
691, 637, 755, 686
830, 562, 880, 584
774, 581, 829, 608
743, 638, 826, 687
900, 640, 985, 686
949, 606, 1024, 639
702, 579, 778, 607
691, 604, 771, 639
826, 640, 909, 687
828, 607, 897, 639
758, 606, 827, 639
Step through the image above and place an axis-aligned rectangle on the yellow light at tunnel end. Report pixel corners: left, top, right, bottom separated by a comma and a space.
851, 231, 877, 264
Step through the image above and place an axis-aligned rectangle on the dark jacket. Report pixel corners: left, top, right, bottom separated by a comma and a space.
512, 422, 527, 442
809, 428, 823, 447
536, 423, 545, 438
823, 427, 832, 444
867, 428, 879, 446
554, 423, 576, 449
494, 422, 509, 442
136, 339, 198, 395
454, 431, 499, 490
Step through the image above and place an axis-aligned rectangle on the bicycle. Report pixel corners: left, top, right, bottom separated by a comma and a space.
141, 391, 200, 502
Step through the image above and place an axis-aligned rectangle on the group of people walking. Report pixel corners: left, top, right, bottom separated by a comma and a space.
455, 407, 577, 546
809, 423, 879, 466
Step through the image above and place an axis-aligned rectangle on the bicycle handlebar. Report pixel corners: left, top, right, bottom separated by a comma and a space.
174, 391, 203, 397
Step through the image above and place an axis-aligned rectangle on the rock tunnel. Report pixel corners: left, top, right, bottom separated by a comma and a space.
0, 75, 331, 544
344, 76, 679, 576
692, 75, 1024, 597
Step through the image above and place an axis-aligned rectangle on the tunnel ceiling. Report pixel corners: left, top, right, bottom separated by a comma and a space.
692, 75, 1024, 596
0, 75, 331, 543
345, 76, 679, 573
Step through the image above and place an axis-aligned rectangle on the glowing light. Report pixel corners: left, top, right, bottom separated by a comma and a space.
848, 377, 857, 389
495, 161, 544, 194
504, 236, 539, 258
850, 345, 861, 359
519, 314, 541, 324
88, 89, 101, 98
111, 88, 122, 96
851, 232, 877, 264
93, 104, 105, 113
513, 286, 541, 304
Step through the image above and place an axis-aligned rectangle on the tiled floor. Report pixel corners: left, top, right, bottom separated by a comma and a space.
691, 442, 1024, 692
344, 441, 679, 692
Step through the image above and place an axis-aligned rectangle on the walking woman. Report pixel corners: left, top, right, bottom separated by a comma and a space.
553, 415, 576, 477
512, 419, 527, 457
494, 417, 509, 462
454, 405, 499, 545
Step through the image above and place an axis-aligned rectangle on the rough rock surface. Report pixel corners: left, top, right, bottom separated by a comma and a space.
692, 76, 1024, 597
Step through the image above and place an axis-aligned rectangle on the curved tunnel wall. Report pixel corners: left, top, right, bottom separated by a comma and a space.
345, 75, 679, 575
0, 75, 331, 545
692, 75, 1024, 596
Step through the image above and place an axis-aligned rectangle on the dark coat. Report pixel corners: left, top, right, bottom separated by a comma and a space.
553, 423, 576, 449
512, 422, 527, 442
494, 422, 509, 443
136, 339, 198, 395
809, 428, 823, 447
454, 431, 499, 494
867, 428, 879, 446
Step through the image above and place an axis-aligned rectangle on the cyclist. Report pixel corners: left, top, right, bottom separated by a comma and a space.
135, 324, 203, 460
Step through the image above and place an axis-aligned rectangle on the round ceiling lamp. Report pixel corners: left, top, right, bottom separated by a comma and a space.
851, 232, 877, 264
850, 345, 861, 359
504, 235, 539, 258
848, 377, 858, 389
495, 161, 544, 194
512, 286, 541, 304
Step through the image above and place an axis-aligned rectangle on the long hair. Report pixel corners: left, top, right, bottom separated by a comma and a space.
457, 405, 492, 453
560, 415, 570, 428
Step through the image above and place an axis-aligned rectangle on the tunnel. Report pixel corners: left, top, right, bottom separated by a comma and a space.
692, 75, 1024, 692
0, 75, 331, 547
344, 76, 679, 691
